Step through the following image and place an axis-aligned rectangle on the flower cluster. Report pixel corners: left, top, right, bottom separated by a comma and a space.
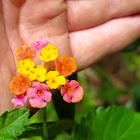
9, 38, 84, 108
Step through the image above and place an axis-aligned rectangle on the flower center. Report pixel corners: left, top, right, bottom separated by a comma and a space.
37, 91, 42, 96
24, 53, 31, 59
20, 93, 25, 98
67, 87, 73, 95
52, 79, 56, 83
21, 82, 25, 86
26, 67, 30, 71
61, 65, 65, 70
36, 74, 40, 78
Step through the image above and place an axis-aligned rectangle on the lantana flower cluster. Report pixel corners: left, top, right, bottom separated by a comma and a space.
9, 38, 84, 108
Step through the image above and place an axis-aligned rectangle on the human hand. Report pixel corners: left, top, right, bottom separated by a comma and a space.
0, 0, 140, 114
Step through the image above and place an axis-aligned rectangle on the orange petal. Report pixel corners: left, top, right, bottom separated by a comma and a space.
55, 56, 77, 77
9, 74, 31, 95
16, 45, 36, 61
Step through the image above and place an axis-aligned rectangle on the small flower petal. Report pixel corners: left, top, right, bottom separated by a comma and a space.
9, 74, 31, 95
55, 56, 77, 77
16, 45, 36, 61
39, 44, 58, 62
11, 93, 27, 107
68, 80, 80, 89
46, 71, 66, 89
29, 99, 47, 108
63, 94, 72, 103
32, 82, 49, 90
57, 75, 66, 85
29, 64, 47, 82
60, 80, 84, 103
27, 88, 37, 98
31, 38, 50, 52
71, 86, 84, 103
17, 59, 35, 75
27, 82, 52, 108
42, 90, 52, 102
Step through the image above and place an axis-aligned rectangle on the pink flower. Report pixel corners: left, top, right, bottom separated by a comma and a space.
31, 38, 50, 52
60, 80, 84, 103
11, 93, 27, 107
27, 82, 52, 108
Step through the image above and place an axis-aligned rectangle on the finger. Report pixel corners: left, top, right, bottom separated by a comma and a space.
0, 1, 16, 114
19, 0, 71, 59
3, 0, 70, 56
3, 0, 72, 64
66, 0, 140, 31
69, 15, 140, 71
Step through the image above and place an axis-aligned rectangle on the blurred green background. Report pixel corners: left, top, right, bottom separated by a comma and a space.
20, 39, 140, 140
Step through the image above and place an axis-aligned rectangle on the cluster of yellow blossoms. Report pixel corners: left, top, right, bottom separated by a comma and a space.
15, 44, 66, 89
9, 38, 83, 108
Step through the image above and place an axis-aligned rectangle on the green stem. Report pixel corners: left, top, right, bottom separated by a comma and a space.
42, 107, 48, 140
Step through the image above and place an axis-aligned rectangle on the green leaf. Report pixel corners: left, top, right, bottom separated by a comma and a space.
19, 119, 74, 139
0, 108, 29, 140
122, 38, 140, 52
74, 106, 140, 140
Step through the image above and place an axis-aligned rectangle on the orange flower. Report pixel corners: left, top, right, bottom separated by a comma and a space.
55, 56, 77, 77
9, 74, 31, 95
16, 45, 36, 61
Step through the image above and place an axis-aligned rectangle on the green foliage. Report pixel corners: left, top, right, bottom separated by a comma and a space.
0, 108, 29, 140
75, 72, 96, 123
122, 38, 140, 52
95, 67, 126, 101
54, 133, 72, 140
123, 53, 140, 72
19, 119, 74, 139
130, 84, 140, 98
74, 106, 140, 140
123, 53, 140, 81
20, 136, 43, 140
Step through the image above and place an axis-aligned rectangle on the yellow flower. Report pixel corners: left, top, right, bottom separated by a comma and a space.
57, 75, 66, 85
46, 71, 66, 89
29, 64, 47, 82
17, 59, 35, 75
39, 44, 58, 62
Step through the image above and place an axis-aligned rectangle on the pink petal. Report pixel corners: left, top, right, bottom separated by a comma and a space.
32, 82, 49, 90
71, 86, 84, 103
42, 90, 52, 102
29, 99, 47, 108
35, 38, 50, 46
11, 98, 24, 107
27, 88, 37, 98
68, 80, 80, 89
66, 79, 69, 84
31, 38, 50, 53
63, 94, 72, 103
60, 88, 67, 96
31, 44, 39, 52
22, 95, 28, 103
11, 94, 27, 107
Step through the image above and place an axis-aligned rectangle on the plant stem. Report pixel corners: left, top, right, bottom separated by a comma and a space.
42, 107, 48, 140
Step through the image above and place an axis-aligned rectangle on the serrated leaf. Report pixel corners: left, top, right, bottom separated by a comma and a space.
0, 108, 29, 140
74, 106, 140, 140
19, 119, 74, 139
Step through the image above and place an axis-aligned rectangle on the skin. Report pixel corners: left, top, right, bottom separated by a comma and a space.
0, 0, 140, 114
